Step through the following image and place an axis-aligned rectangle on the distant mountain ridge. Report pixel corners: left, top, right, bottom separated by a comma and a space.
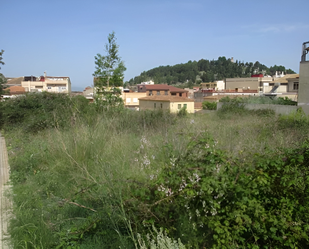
127, 57, 296, 87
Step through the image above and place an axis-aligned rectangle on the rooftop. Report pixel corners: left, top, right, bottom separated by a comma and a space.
4, 77, 23, 86
139, 95, 194, 102
270, 74, 299, 84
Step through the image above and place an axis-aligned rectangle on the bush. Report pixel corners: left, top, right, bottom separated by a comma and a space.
177, 106, 188, 117
202, 101, 217, 110
6, 99, 309, 248
276, 97, 297, 106
1, 92, 93, 132
252, 108, 276, 117
138, 226, 185, 249
218, 97, 247, 115
128, 133, 309, 248
278, 107, 309, 129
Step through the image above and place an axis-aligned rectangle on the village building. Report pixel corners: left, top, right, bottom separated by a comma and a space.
21, 72, 71, 93
139, 95, 194, 113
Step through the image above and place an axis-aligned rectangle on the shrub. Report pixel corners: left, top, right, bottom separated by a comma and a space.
218, 97, 247, 115
276, 97, 297, 106
202, 101, 217, 110
278, 107, 309, 129
138, 226, 186, 249
177, 106, 188, 117
1, 92, 93, 132
252, 108, 276, 117
127, 133, 309, 248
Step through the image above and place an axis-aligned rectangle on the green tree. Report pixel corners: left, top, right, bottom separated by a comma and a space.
0, 49, 7, 95
93, 32, 126, 110
93, 32, 126, 89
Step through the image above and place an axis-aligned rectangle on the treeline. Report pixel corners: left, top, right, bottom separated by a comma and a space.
127, 56, 296, 86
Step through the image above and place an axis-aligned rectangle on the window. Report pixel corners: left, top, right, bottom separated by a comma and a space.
293, 82, 299, 90
165, 90, 168, 95
127, 98, 131, 103
160, 103, 163, 108
149, 90, 153, 96
178, 104, 181, 109
47, 86, 52, 89
133, 98, 138, 103
184, 104, 187, 109
157, 91, 160, 95
154, 103, 156, 108
179, 93, 182, 97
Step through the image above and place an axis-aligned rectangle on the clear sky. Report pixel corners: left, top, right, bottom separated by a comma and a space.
1, 0, 308, 91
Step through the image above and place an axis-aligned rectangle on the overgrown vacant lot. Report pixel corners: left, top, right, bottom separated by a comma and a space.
2, 94, 309, 248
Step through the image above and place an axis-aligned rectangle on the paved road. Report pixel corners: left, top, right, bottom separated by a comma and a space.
0, 134, 11, 249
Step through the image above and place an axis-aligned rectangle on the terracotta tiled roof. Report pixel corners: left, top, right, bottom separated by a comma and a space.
139, 95, 194, 102
7, 85, 26, 95
145, 84, 188, 93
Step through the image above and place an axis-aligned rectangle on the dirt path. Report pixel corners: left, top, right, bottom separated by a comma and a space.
0, 134, 11, 249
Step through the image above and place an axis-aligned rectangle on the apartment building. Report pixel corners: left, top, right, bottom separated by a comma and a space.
21, 72, 71, 93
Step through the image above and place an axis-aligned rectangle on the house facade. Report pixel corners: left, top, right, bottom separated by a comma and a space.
21, 73, 71, 93
224, 74, 299, 100
263, 74, 299, 93
225, 77, 272, 92
83, 86, 94, 102
122, 92, 147, 108
139, 96, 194, 113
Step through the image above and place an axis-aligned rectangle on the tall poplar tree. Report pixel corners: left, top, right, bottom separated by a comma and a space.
93, 32, 126, 90
93, 32, 126, 109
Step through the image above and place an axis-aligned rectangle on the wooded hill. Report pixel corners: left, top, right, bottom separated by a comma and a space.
127, 56, 296, 86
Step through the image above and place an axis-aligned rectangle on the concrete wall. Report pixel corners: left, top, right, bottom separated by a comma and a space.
217, 102, 298, 115
122, 92, 147, 106
298, 61, 309, 114
225, 78, 260, 91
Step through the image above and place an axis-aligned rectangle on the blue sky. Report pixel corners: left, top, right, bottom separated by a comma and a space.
1, 0, 308, 91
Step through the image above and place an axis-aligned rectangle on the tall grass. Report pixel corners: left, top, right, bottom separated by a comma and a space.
4, 95, 309, 248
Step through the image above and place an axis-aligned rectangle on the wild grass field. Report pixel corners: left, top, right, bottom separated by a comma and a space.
2, 93, 309, 248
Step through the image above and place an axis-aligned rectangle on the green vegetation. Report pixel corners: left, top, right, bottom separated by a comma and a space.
127, 57, 296, 86
202, 101, 217, 110
0, 49, 7, 95
0, 92, 93, 132
93, 32, 126, 111
217, 96, 299, 118
219, 96, 297, 106
2, 93, 309, 248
